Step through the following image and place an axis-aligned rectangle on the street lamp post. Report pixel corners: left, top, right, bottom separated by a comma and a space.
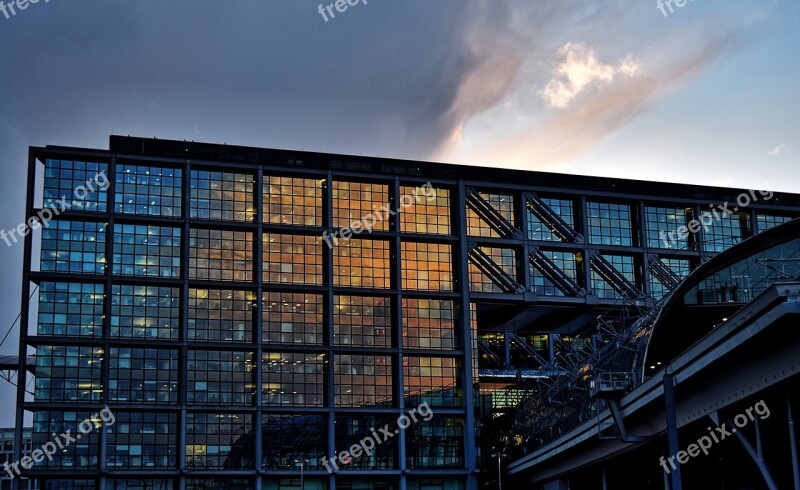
497, 453, 502, 490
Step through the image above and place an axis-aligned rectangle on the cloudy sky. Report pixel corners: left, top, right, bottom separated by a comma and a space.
0, 0, 798, 426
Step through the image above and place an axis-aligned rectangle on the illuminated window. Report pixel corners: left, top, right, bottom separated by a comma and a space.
190, 229, 253, 282
110, 285, 180, 340
333, 181, 389, 231
401, 299, 457, 350
187, 351, 256, 405
185, 413, 253, 470
262, 292, 323, 345
115, 164, 181, 217
189, 289, 255, 342
112, 224, 181, 278
334, 239, 390, 289
588, 202, 634, 246
403, 357, 462, 407
263, 233, 323, 285
264, 175, 323, 227
109, 348, 178, 404
38, 282, 104, 337
34, 345, 103, 402
41, 220, 107, 274
399, 184, 451, 235
334, 295, 391, 348
262, 352, 326, 407
107, 412, 178, 470
334, 354, 393, 407
33, 411, 99, 469
401, 242, 453, 291
43, 159, 108, 212
190, 170, 255, 222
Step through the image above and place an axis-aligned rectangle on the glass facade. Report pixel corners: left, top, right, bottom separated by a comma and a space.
18, 139, 800, 489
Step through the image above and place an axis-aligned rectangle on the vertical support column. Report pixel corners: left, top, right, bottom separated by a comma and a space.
638, 200, 652, 298
254, 167, 264, 488
788, 391, 800, 490
579, 196, 592, 296
323, 172, 336, 485
178, 160, 191, 490
456, 181, 478, 490
519, 192, 531, 293
502, 333, 511, 369
663, 370, 682, 490
13, 149, 38, 490
391, 178, 407, 489
99, 157, 116, 490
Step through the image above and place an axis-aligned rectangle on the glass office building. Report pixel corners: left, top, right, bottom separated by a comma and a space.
13, 136, 800, 490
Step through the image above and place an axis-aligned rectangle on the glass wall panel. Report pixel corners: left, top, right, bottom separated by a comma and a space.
334, 354, 392, 407
527, 197, 574, 242
757, 213, 793, 232
332, 181, 389, 231
401, 299, 457, 350
264, 175, 323, 227
35, 345, 102, 402
107, 412, 178, 469
264, 233, 323, 285
591, 254, 637, 299
189, 229, 253, 282
701, 211, 749, 252
333, 239, 390, 289
588, 202, 634, 246
399, 185, 451, 235
337, 480, 398, 490
403, 357, 462, 408
407, 479, 464, 490
333, 295, 391, 348
649, 258, 691, 299
187, 351, 256, 405
467, 193, 514, 238
262, 414, 326, 469
109, 348, 178, 404
37, 282, 103, 337
115, 164, 181, 217
112, 224, 181, 277
405, 417, 464, 468
530, 251, 579, 297
185, 413, 253, 470
645, 206, 691, 249
189, 289, 255, 342
32, 411, 99, 470
110, 285, 180, 340
41, 220, 106, 274
43, 159, 108, 212
107, 481, 175, 490
334, 415, 397, 469
468, 247, 516, 293
262, 292, 323, 345
401, 242, 453, 291
190, 170, 255, 222
262, 352, 325, 407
